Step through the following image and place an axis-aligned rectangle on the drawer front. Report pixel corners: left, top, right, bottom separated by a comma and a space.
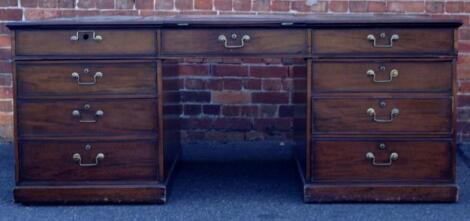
312, 140, 452, 182
15, 30, 155, 56
312, 98, 451, 134
20, 140, 158, 182
17, 62, 157, 98
313, 61, 452, 93
18, 99, 157, 137
313, 29, 454, 55
161, 29, 307, 55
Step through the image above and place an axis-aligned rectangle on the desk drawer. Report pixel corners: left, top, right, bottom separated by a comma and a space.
313, 61, 452, 93
313, 29, 454, 55
20, 140, 158, 182
312, 140, 452, 183
18, 99, 158, 137
312, 97, 451, 134
161, 29, 307, 55
15, 30, 155, 56
17, 61, 157, 98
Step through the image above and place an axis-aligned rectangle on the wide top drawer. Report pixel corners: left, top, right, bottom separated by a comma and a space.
313, 29, 454, 56
160, 29, 308, 56
15, 30, 156, 57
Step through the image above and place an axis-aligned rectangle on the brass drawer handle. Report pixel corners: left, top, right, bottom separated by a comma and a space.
366, 108, 399, 123
365, 152, 398, 167
367, 33, 399, 48
72, 104, 104, 123
71, 68, 103, 86
218, 33, 251, 49
70, 31, 103, 42
72, 153, 105, 167
366, 69, 398, 83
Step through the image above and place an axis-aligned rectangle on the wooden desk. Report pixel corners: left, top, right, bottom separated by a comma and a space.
7, 15, 462, 203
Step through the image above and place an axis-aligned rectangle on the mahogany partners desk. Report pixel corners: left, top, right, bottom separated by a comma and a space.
7, 16, 462, 204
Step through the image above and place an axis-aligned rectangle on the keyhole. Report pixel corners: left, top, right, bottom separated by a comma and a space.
82, 34, 89, 40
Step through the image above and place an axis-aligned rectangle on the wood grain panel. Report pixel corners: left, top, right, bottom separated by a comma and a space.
15, 30, 155, 56
313, 29, 453, 55
18, 99, 158, 137
20, 140, 158, 182
313, 61, 452, 92
17, 61, 157, 98
312, 98, 451, 134
312, 140, 452, 182
161, 29, 307, 55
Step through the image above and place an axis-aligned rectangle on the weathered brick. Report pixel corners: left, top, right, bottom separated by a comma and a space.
180, 91, 211, 102
271, 1, 289, 11
21, 0, 38, 8
0, 0, 18, 7
222, 105, 240, 116
0, 88, 12, 99
185, 78, 205, 90
0, 9, 23, 21
241, 105, 258, 117
204, 130, 245, 141
223, 79, 242, 90
206, 79, 224, 90
349, 1, 366, 12
213, 64, 248, 77
329, 1, 348, 12
77, 0, 96, 8
252, 92, 289, 104
446, 1, 463, 13
0, 48, 11, 60
252, 0, 269, 11
254, 118, 292, 131
243, 79, 261, 90
178, 64, 209, 76
214, 0, 232, 10
135, 0, 154, 9
203, 105, 220, 115
184, 104, 202, 116
176, 0, 193, 10
250, 66, 288, 78
96, 0, 114, 9
233, 0, 251, 11
426, 1, 445, 13
164, 105, 182, 115
388, 1, 424, 13
58, 0, 75, 8
212, 118, 251, 130
115, 0, 134, 9
0, 74, 12, 87
212, 91, 251, 104
195, 0, 212, 10
260, 105, 278, 117
262, 79, 282, 91
0, 35, 11, 49
0, 100, 12, 112
367, 1, 386, 13
279, 105, 294, 117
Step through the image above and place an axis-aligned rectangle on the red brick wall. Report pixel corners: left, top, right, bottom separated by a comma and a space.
0, 0, 469, 143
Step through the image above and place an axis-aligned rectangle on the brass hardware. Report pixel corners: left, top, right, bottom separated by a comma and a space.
85, 144, 92, 151
70, 31, 103, 42
367, 33, 399, 48
71, 69, 103, 86
218, 34, 251, 49
366, 69, 399, 83
72, 104, 104, 123
366, 108, 399, 123
378, 143, 386, 150
365, 152, 398, 166
72, 153, 104, 167
379, 101, 387, 108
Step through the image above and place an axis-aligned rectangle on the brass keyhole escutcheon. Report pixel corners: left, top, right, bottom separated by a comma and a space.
379, 143, 386, 150
231, 33, 237, 39
85, 144, 92, 151
380, 32, 386, 38
379, 101, 387, 108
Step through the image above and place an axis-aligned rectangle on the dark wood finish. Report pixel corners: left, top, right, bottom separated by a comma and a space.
14, 185, 166, 204
312, 97, 451, 134
161, 29, 308, 56
17, 99, 158, 137
311, 140, 452, 182
303, 184, 458, 203
7, 16, 461, 204
20, 140, 158, 183
15, 30, 156, 56
16, 61, 157, 98
313, 29, 454, 56
313, 60, 452, 93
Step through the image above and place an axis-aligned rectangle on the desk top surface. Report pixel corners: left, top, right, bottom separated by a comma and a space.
7, 15, 463, 29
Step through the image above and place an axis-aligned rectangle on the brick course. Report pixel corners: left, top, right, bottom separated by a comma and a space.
1, 0, 470, 143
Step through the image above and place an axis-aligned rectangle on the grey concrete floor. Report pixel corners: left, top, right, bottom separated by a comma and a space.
1, 143, 470, 221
